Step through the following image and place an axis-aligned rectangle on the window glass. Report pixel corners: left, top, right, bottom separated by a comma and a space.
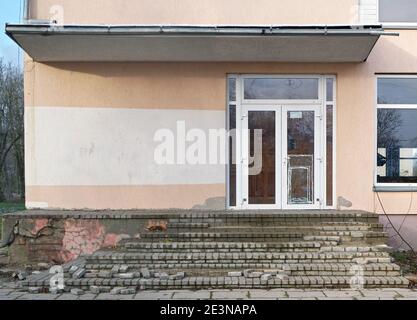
228, 105, 236, 206
377, 109, 417, 183
378, 78, 417, 104
244, 78, 319, 100
326, 78, 334, 102
379, 0, 417, 23
228, 78, 236, 102
326, 106, 333, 206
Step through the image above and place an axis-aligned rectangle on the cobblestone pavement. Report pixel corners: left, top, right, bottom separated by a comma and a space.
0, 282, 417, 300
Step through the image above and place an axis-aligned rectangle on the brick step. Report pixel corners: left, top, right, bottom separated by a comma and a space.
168, 222, 211, 229
137, 231, 386, 242
82, 271, 401, 278
123, 247, 379, 254
167, 218, 383, 229
123, 241, 337, 252
209, 226, 372, 233
20, 275, 409, 290
191, 222, 383, 231
81, 262, 402, 277
168, 212, 380, 223
88, 250, 391, 260
137, 232, 337, 242
84, 260, 394, 272
85, 252, 391, 267
304, 234, 387, 245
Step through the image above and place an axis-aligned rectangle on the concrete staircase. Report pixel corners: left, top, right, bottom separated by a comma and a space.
20, 211, 409, 292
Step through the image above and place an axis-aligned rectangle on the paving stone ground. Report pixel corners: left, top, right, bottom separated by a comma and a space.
1, 281, 417, 300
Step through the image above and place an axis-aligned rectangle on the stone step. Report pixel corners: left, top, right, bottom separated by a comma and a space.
82, 262, 401, 277
209, 226, 373, 233
84, 261, 395, 272
123, 241, 337, 252
203, 222, 383, 231
168, 222, 211, 229
138, 232, 336, 242
21, 275, 409, 290
85, 251, 391, 266
137, 231, 386, 243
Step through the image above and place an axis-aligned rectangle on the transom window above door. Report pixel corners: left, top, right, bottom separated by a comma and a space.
243, 78, 320, 101
376, 76, 417, 187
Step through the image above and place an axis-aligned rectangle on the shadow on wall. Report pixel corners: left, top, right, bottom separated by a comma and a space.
367, 30, 417, 71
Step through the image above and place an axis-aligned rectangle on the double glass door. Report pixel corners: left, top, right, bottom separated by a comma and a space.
241, 105, 321, 209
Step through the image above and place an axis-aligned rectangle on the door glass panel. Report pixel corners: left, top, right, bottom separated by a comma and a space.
248, 111, 276, 205
287, 111, 315, 205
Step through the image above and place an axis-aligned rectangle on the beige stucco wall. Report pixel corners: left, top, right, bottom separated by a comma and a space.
23, 30, 417, 213
28, 0, 359, 25
22, 0, 417, 214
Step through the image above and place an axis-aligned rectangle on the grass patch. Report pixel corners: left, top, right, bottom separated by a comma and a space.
0, 202, 25, 239
392, 250, 417, 275
0, 202, 25, 213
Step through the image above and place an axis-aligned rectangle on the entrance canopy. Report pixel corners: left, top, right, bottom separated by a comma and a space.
6, 24, 397, 63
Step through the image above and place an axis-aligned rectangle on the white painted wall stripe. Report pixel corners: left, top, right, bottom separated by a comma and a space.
25, 107, 226, 186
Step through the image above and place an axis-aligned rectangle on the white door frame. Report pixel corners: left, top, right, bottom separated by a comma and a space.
229, 74, 335, 211
241, 105, 282, 210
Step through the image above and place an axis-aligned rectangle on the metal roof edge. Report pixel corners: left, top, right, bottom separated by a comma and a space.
5, 23, 399, 37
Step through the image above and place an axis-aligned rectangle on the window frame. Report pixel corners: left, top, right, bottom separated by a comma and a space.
377, 0, 417, 29
227, 74, 336, 209
375, 74, 417, 190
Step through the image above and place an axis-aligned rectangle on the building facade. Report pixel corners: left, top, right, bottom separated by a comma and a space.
6, 0, 417, 249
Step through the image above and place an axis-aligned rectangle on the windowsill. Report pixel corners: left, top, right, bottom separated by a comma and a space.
381, 23, 417, 30
374, 185, 417, 192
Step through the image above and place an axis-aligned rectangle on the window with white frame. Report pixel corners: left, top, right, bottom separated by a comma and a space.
377, 76, 417, 185
379, 0, 417, 24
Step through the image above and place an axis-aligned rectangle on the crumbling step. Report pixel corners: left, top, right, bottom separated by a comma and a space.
0, 248, 8, 258
20, 275, 409, 290
211, 225, 372, 232
81, 262, 402, 278
139, 232, 304, 242
136, 232, 385, 244
0, 248, 8, 266
84, 251, 391, 268
305, 234, 386, 245
138, 232, 335, 242
210, 221, 382, 230
167, 222, 210, 229
123, 241, 337, 252
84, 261, 394, 272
